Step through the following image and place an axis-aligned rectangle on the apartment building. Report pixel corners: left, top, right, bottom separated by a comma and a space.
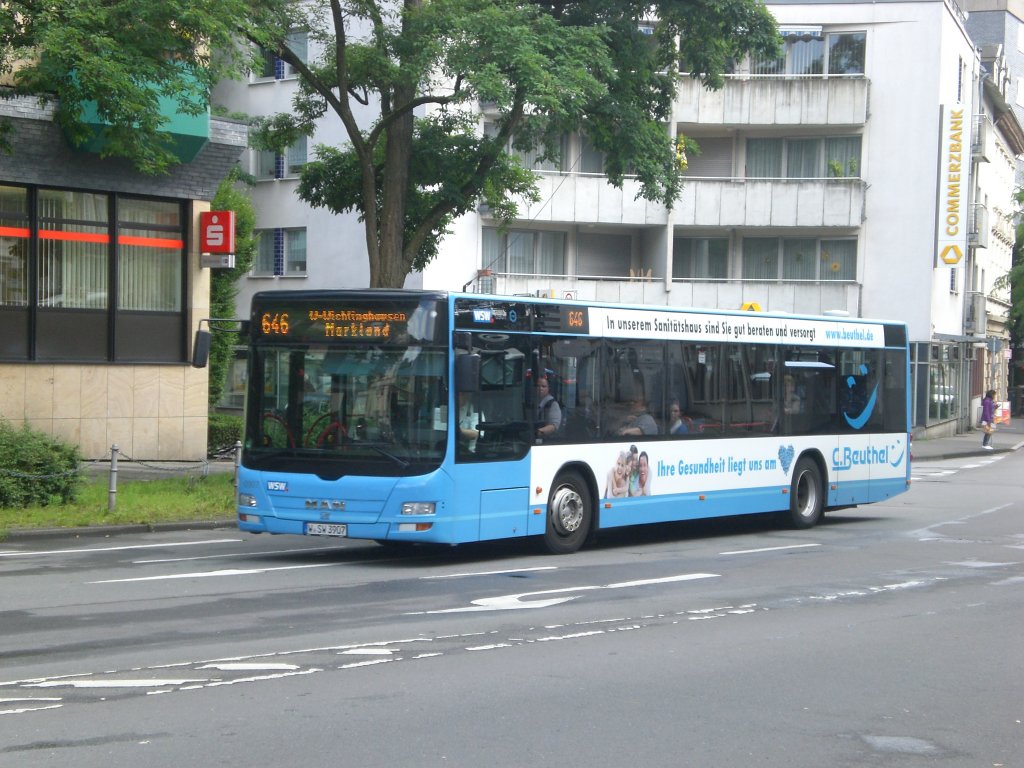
215, 0, 1021, 438
963, 0, 1024, 414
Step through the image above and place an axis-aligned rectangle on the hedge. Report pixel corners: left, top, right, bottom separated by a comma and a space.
208, 412, 244, 456
0, 421, 82, 508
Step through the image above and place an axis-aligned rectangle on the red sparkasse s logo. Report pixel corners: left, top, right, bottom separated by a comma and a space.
200, 211, 236, 254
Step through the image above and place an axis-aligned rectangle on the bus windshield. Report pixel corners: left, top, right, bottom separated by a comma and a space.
245, 343, 449, 478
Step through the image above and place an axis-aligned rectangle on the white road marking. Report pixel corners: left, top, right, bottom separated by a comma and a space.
948, 561, 1019, 568
0, 539, 242, 558
416, 572, 719, 614
720, 543, 821, 555
1, 703, 63, 715
197, 663, 299, 671
6, 568, 945, 718
339, 659, 393, 669
26, 678, 210, 689
339, 648, 396, 655
135, 546, 340, 564
909, 503, 1015, 540
90, 562, 339, 583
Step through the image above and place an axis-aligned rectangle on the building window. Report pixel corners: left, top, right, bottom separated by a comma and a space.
576, 232, 630, 277
115, 197, 186, 361
0, 185, 30, 307
752, 30, 865, 76
255, 228, 307, 277
118, 199, 182, 312
0, 185, 30, 359
746, 136, 861, 178
36, 189, 109, 310
482, 122, 565, 172
255, 149, 279, 179
254, 137, 307, 180
0, 186, 185, 362
482, 227, 566, 275
828, 32, 866, 75
742, 237, 856, 281
254, 30, 309, 81
579, 134, 606, 174
673, 238, 728, 279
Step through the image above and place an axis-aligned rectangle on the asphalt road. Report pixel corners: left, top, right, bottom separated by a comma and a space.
1, 450, 1022, 767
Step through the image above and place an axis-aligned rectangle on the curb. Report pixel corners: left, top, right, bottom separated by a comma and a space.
912, 438, 1024, 462
3, 519, 237, 542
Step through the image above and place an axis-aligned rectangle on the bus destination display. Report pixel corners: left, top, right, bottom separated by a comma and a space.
257, 305, 410, 342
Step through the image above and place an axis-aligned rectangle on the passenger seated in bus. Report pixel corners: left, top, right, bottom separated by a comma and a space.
535, 375, 562, 440
667, 399, 692, 435
457, 391, 483, 452
783, 374, 803, 415
617, 389, 658, 436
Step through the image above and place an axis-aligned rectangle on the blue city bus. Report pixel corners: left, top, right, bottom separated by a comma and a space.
235, 290, 911, 554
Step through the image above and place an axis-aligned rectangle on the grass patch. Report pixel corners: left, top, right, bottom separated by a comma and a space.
0, 472, 235, 539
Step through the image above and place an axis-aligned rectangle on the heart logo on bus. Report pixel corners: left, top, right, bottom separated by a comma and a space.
778, 445, 795, 474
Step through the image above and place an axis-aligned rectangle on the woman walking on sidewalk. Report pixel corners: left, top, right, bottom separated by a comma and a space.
980, 389, 997, 449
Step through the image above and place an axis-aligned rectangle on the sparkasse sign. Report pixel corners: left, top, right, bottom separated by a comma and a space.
200, 211, 236, 254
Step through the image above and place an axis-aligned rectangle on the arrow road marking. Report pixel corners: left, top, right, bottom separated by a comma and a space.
414, 572, 719, 613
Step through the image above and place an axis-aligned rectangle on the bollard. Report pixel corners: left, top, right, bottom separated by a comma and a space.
108, 443, 119, 512
233, 440, 242, 494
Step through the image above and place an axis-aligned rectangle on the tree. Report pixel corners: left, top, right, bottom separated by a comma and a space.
1, 0, 252, 173
996, 189, 1024, 406
3, 0, 779, 287
208, 167, 257, 408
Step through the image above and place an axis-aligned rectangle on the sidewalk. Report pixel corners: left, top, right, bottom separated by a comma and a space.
911, 417, 1024, 461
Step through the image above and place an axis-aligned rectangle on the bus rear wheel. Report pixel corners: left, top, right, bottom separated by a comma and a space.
542, 471, 592, 554
786, 457, 824, 529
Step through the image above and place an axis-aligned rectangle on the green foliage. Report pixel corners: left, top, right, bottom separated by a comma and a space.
3, 0, 254, 174
208, 167, 257, 408
4, 0, 779, 285
0, 421, 82, 509
208, 413, 244, 455
251, 0, 779, 286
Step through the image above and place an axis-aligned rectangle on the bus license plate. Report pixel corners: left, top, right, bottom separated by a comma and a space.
305, 523, 348, 537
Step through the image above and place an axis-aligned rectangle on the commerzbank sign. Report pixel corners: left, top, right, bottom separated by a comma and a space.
936, 104, 970, 266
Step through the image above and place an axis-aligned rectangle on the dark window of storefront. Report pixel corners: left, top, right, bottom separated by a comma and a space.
0, 185, 187, 363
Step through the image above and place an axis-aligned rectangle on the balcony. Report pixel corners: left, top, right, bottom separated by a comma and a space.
496, 174, 866, 230
968, 204, 989, 249
674, 75, 869, 127
484, 274, 862, 317
510, 172, 668, 225
964, 291, 987, 335
972, 114, 993, 163
676, 177, 865, 228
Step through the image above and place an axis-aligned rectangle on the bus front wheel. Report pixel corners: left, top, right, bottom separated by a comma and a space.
786, 457, 824, 529
543, 472, 592, 554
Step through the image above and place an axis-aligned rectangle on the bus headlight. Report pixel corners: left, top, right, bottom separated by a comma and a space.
401, 502, 436, 516
238, 493, 257, 508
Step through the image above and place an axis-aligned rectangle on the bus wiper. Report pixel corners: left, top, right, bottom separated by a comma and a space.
365, 443, 411, 470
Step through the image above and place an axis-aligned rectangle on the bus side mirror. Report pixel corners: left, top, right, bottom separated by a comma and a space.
455, 353, 480, 392
192, 329, 211, 368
